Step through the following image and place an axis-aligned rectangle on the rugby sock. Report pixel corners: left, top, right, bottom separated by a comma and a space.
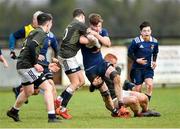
112, 108, 119, 115
11, 107, 19, 114
48, 110, 56, 119
61, 87, 73, 107
145, 93, 151, 101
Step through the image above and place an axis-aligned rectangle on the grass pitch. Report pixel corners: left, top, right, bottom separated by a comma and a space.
0, 87, 180, 128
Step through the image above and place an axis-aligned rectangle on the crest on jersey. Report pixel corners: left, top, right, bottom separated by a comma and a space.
151, 44, 154, 50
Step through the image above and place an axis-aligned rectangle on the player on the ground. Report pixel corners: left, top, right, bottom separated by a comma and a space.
55, 8, 87, 119
79, 13, 130, 117
7, 13, 61, 123
125, 21, 159, 102
98, 53, 160, 117
0, 46, 8, 68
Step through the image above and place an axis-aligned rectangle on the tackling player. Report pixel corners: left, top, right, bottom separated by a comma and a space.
55, 9, 87, 119
126, 21, 159, 102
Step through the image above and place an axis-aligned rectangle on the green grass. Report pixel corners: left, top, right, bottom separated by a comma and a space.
0, 87, 180, 128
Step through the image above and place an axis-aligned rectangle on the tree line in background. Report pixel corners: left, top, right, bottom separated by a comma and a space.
0, 0, 179, 45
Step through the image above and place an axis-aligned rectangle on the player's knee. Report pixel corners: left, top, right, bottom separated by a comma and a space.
134, 85, 142, 92
43, 82, 53, 92
146, 81, 153, 88
24, 88, 34, 97
79, 79, 85, 87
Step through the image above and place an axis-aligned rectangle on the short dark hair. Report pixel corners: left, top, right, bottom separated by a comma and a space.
37, 13, 53, 25
89, 13, 103, 26
139, 21, 151, 30
73, 8, 85, 18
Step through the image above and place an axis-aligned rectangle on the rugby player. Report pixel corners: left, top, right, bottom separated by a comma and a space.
126, 21, 159, 102
7, 13, 61, 123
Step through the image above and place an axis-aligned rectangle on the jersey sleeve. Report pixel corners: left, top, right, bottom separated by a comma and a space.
50, 36, 59, 58
101, 28, 109, 37
153, 42, 159, 61
128, 40, 137, 61
9, 27, 26, 50
39, 37, 49, 55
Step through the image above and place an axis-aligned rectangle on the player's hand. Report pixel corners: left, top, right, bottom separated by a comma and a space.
87, 28, 98, 36
92, 76, 103, 86
136, 58, 147, 65
10, 51, 17, 60
38, 54, 45, 61
151, 61, 157, 69
4, 62, 9, 68
34, 64, 44, 72
52, 57, 59, 64
49, 63, 60, 72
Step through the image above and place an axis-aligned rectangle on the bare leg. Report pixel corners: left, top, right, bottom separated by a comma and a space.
39, 80, 54, 112
14, 85, 34, 108
98, 83, 114, 111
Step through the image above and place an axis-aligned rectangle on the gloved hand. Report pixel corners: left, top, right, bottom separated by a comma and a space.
10, 51, 17, 59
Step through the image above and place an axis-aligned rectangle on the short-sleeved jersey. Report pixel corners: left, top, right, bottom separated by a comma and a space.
17, 28, 47, 69
81, 28, 109, 70
59, 19, 87, 58
128, 36, 159, 69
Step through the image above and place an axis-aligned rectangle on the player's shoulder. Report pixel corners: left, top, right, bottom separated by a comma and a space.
133, 36, 141, 44
100, 28, 109, 36
151, 36, 158, 43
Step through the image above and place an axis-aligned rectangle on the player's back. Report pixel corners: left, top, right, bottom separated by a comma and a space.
17, 28, 47, 69
59, 19, 87, 58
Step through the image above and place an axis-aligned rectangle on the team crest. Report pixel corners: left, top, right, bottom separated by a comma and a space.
151, 44, 154, 50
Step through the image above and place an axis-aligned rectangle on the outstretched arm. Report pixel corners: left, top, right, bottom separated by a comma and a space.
0, 55, 8, 68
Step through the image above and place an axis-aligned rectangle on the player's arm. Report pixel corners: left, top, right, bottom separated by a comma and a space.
9, 27, 26, 59
88, 28, 111, 47
153, 43, 159, 62
0, 49, 8, 68
79, 35, 101, 48
38, 37, 49, 61
151, 42, 159, 69
128, 40, 147, 65
128, 40, 137, 61
50, 35, 59, 58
